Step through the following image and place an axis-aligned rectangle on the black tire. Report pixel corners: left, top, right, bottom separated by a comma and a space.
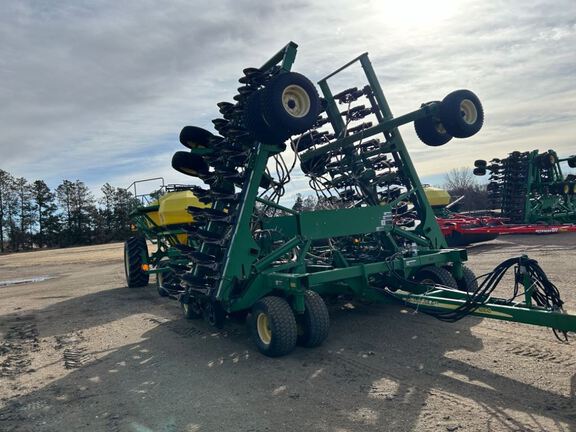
414, 266, 457, 288
453, 266, 478, 293
414, 112, 453, 147
171, 151, 209, 177
203, 300, 226, 329
243, 90, 286, 144
182, 298, 203, 320
474, 159, 487, 168
124, 237, 149, 288
261, 72, 321, 136
250, 296, 297, 357
473, 167, 486, 176
157, 272, 170, 297
439, 90, 484, 138
568, 157, 576, 168
156, 259, 176, 297
297, 291, 330, 348
179, 126, 214, 149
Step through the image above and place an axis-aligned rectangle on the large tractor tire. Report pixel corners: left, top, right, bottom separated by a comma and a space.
414, 266, 458, 288
297, 291, 330, 348
448, 265, 479, 293
124, 237, 149, 288
250, 296, 298, 357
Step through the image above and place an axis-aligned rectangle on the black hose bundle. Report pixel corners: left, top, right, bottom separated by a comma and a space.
399, 256, 567, 340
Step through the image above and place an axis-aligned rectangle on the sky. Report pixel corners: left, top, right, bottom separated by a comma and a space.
1, 0, 575, 202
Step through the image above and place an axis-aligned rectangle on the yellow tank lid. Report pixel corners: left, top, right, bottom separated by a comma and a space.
424, 186, 451, 208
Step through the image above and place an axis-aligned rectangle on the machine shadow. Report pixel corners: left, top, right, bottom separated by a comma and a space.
1, 294, 574, 431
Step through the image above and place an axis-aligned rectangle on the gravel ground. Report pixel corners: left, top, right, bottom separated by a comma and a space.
0, 234, 575, 432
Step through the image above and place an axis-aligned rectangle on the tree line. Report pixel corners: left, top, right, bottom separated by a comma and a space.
0, 169, 138, 253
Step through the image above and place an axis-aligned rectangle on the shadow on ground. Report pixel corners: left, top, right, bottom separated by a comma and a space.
1, 285, 574, 432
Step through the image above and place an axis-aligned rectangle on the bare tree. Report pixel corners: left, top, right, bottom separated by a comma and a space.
443, 167, 489, 212
444, 168, 476, 192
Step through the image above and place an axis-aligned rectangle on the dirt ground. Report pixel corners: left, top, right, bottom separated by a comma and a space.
0, 234, 575, 432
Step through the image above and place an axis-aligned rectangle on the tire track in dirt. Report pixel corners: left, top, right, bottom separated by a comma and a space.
0, 315, 39, 378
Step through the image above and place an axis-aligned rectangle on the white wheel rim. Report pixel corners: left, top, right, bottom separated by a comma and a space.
459, 99, 478, 125
282, 85, 310, 118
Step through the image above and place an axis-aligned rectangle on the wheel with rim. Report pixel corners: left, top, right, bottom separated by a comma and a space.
439, 90, 484, 138
297, 291, 330, 348
260, 72, 321, 137
182, 298, 203, 320
414, 266, 457, 288
124, 236, 149, 288
250, 296, 297, 357
414, 104, 453, 146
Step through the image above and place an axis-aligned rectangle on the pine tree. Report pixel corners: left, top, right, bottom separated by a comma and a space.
31, 180, 59, 248
100, 183, 115, 239
56, 180, 75, 246
112, 187, 137, 239
13, 177, 35, 249
71, 180, 95, 245
0, 170, 14, 252
292, 194, 304, 212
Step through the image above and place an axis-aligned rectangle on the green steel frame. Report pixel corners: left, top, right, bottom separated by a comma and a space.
484, 150, 576, 224
130, 42, 576, 335
521, 150, 576, 224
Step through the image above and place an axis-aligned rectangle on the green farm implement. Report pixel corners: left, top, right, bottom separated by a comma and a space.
124, 42, 576, 356
474, 150, 576, 224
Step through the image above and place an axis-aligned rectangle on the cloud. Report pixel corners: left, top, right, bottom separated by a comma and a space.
0, 0, 575, 200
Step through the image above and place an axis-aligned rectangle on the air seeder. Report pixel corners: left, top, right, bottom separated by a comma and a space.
474, 150, 576, 224
125, 42, 576, 356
